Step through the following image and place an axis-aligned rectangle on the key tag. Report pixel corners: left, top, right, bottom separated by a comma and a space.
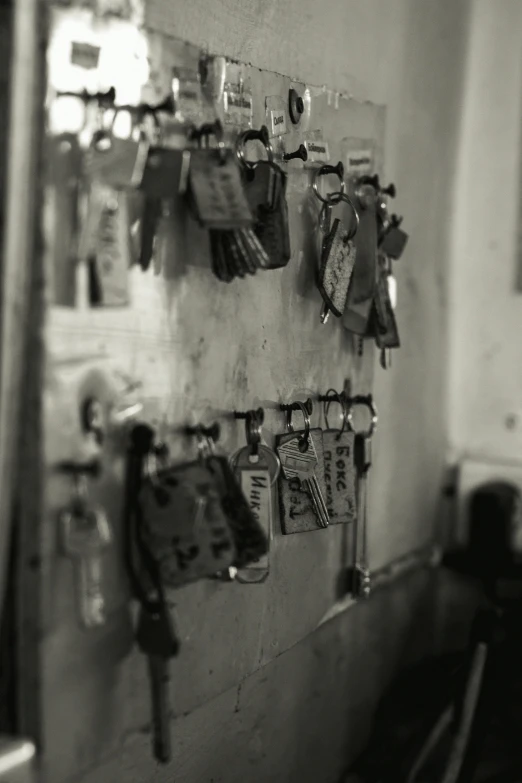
187, 120, 254, 230
229, 408, 280, 583
137, 430, 238, 589
237, 126, 291, 270
320, 390, 356, 524
195, 423, 269, 575
58, 468, 113, 628
276, 400, 330, 534
312, 163, 359, 324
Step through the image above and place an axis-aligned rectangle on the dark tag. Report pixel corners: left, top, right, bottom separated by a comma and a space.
343, 204, 378, 334
372, 260, 400, 349
139, 462, 236, 588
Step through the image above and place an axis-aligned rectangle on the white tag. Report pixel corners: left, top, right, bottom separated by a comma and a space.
304, 139, 330, 163
387, 274, 397, 310
270, 109, 287, 136
345, 149, 374, 176
240, 469, 271, 570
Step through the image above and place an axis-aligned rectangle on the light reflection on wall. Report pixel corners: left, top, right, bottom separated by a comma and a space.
46, 8, 149, 139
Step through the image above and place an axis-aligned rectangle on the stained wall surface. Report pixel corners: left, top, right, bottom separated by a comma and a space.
447, 0, 522, 464
38, 1, 472, 782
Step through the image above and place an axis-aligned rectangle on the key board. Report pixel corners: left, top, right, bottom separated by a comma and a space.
39, 10, 385, 781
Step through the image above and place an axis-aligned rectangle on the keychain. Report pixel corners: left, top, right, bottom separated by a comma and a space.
319, 390, 356, 524
312, 162, 359, 324
229, 408, 280, 582
276, 399, 329, 533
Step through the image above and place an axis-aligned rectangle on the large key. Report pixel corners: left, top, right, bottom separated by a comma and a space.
349, 433, 372, 598
277, 435, 329, 529
60, 502, 113, 627
136, 600, 179, 763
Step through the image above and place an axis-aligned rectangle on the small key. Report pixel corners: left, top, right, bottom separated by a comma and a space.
136, 600, 179, 764
60, 503, 113, 627
277, 436, 329, 528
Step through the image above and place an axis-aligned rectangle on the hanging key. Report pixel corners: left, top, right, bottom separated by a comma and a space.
277, 435, 329, 529
136, 599, 179, 764
344, 396, 378, 599
59, 471, 113, 628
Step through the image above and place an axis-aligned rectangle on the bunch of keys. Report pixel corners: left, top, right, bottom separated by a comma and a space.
276, 400, 330, 533
319, 390, 356, 524
57, 459, 113, 628
186, 121, 270, 282
312, 162, 359, 324
344, 396, 378, 599
237, 126, 291, 270
229, 408, 281, 582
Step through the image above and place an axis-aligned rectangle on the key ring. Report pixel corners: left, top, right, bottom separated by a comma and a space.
285, 400, 312, 450
312, 162, 345, 203
345, 395, 378, 439
323, 388, 349, 440
245, 408, 264, 457
236, 125, 274, 171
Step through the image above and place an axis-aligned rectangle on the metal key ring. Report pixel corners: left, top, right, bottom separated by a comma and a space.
312, 162, 345, 203
336, 192, 360, 239
345, 395, 379, 439
245, 408, 264, 456
236, 125, 274, 171
286, 401, 311, 445
323, 388, 349, 440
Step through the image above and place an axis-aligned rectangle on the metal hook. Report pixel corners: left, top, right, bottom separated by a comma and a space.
345, 394, 378, 439
234, 408, 264, 456
281, 399, 312, 448
312, 161, 345, 204
236, 125, 274, 171
319, 389, 348, 439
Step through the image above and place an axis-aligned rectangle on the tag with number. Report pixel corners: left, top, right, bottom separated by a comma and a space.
318, 218, 357, 317
276, 428, 328, 534
188, 148, 253, 230
322, 429, 356, 524
139, 461, 237, 588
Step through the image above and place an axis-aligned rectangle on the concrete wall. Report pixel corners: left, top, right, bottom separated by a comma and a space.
447, 0, 522, 463
39, 2, 474, 781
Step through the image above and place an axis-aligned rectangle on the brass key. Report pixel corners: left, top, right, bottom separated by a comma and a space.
277, 436, 329, 528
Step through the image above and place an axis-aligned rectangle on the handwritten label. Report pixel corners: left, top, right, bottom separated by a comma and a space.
70, 42, 100, 70
304, 139, 330, 163
240, 469, 271, 569
322, 430, 356, 524
345, 149, 373, 176
270, 109, 287, 136
277, 429, 328, 534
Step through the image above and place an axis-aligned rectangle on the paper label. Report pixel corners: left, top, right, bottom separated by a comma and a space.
345, 149, 373, 176
270, 109, 287, 136
70, 41, 100, 70
304, 139, 330, 163
224, 89, 253, 129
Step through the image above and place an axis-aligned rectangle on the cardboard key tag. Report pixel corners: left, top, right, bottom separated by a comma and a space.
236, 467, 272, 580
276, 428, 327, 534
318, 218, 357, 317
188, 148, 253, 230
322, 429, 356, 524
139, 462, 237, 589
